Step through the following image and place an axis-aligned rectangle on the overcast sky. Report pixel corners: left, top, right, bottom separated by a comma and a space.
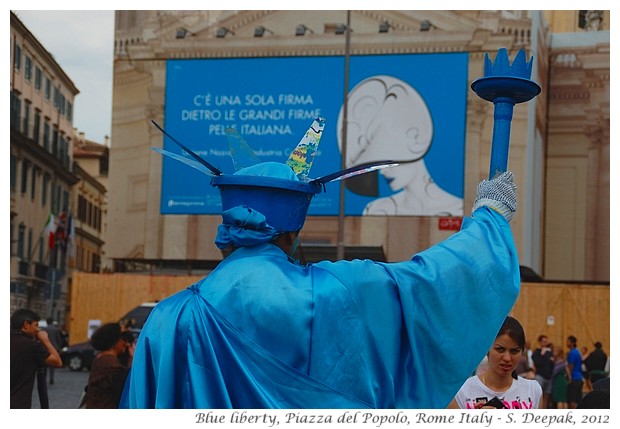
13, 10, 115, 143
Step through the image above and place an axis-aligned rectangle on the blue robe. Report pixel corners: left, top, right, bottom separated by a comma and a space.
120, 207, 520, 408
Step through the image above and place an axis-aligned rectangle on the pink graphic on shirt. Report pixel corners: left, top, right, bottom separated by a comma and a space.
465, 396, 534, 409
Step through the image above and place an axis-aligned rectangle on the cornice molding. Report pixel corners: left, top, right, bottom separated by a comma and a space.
114, 10, 528, 63
194, 10, 271, 37
114, 67, 158, 86
123, 33, 515, 63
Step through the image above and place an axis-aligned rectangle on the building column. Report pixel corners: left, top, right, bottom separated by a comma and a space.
464, 98, 491, 207
584, 116, 609, 281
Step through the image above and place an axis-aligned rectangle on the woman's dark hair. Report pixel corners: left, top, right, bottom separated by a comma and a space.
90, 323, 122, 351
496, 316, 526, 350
496, 316, 526, 379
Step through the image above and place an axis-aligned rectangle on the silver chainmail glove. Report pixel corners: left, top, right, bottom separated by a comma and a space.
472, 171, 517, 221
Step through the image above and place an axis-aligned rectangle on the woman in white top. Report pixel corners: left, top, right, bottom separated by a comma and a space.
449, 316, 542, 409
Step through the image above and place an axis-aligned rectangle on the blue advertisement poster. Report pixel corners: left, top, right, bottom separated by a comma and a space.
161, 53, 468, 216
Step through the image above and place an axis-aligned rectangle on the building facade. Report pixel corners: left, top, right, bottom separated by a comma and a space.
72, 131, 109, 275
10, 12, 79, 321
107, 10, 609, 282
10, 12, 110, 324
543, 12, 610, 281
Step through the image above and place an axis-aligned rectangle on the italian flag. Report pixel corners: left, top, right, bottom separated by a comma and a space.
44, 213, 55, 249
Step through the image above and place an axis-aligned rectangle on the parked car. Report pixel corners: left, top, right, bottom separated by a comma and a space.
61, 302, 158, 371
61, 341, 96, 372
117, 302, 158, 335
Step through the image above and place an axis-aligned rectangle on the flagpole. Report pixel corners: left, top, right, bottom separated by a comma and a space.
336, 10, 351, 261
48, 243, 57, 319
28, 215, 53, 264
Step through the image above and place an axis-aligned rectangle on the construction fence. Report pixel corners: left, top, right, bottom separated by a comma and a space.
68, 272, 610, 352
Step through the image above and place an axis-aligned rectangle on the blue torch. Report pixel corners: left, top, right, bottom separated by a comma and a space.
471, 48, 541, 179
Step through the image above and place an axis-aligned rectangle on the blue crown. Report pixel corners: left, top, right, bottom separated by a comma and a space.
471, 48, 541, 104
483, 48, 534, 79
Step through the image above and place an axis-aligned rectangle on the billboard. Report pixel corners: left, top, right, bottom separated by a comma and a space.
161, 52, 468, 216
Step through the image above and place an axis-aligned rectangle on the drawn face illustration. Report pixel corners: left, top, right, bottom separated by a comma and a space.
379, 162, 417, 191
337, 75, 433, 169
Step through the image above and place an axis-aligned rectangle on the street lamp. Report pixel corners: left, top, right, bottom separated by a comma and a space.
420, 20, 435, 31
216, 27, 235, 38
295, 24, 314, 36
176, 28, 189, 39
254, 26, 274, 37
335, 23, 347, 35
379, 21, 392, 33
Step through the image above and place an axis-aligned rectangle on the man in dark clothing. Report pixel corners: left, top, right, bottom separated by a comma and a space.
577, 390, 610, 409
10, 309, 63, 408
43, 318, 65, 385
532, 334, 554, 409
585, 342, 608, 384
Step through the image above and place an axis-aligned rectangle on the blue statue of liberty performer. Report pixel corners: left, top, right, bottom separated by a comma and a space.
120, 49, 538, 409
